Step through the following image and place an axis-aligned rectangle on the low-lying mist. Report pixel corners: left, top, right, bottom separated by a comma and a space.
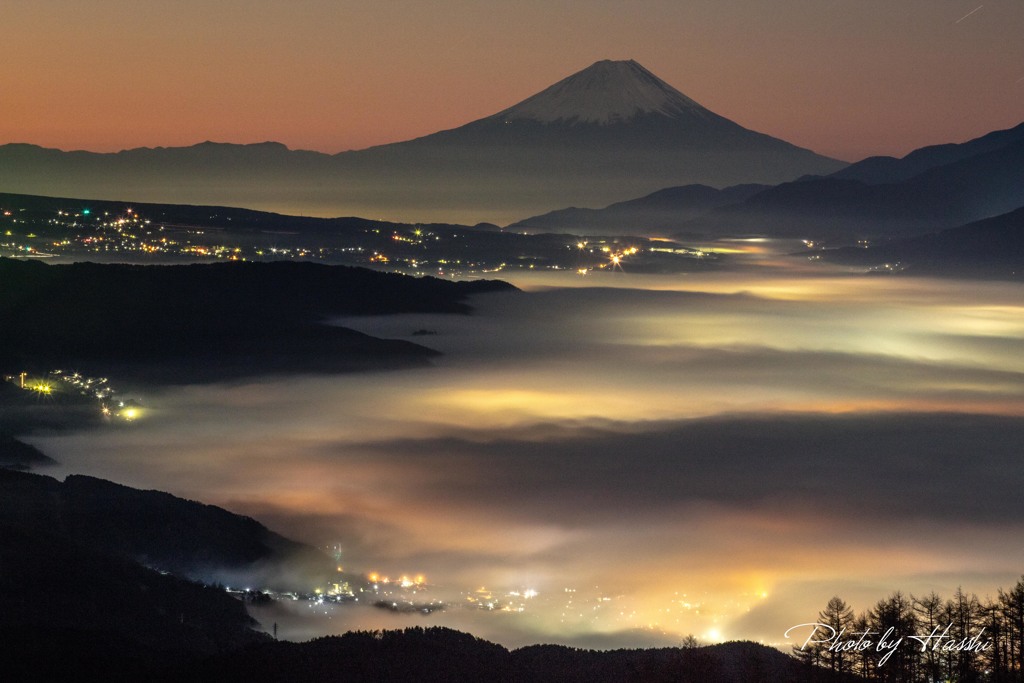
29, 266, 1024, 647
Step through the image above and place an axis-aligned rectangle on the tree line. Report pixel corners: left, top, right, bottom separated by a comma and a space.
791, 577, 1024, 682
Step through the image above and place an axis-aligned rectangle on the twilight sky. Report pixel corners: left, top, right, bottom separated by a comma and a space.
2, 0, 1022, 161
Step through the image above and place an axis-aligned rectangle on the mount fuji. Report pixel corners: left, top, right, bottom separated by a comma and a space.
492, 59, 710, 124
0, 60, 845, 224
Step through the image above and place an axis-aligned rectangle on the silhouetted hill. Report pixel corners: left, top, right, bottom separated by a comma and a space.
0, 432, 57, 470
508, 183, 767, 235
188, 628, 513, 683
681, 135, 1024, 241
0, 512, 269, 682
0, 258, 514, 382
513, 640, 866, 683
0, 522, 265, 649
184, 627, 861, 683
0, 470, 866, 681
822, 204, 1024, 278
830, 121, 1024, 184
0, 469, 330, 585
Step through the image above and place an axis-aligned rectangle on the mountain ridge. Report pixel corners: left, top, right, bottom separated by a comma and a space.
0, 60, 845, 224
829, 121, 1024, 185
672, 124, 1024, 241
509, 183, 768, 235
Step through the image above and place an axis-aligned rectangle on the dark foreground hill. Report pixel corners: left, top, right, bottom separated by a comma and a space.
184, 627, 858, 683
0, 526, 268, 682
0, 431, 57, 470
0, 468, 277, 681
0, 258, 514, 382
0, 468, 859, 682
0, 468, 332, 586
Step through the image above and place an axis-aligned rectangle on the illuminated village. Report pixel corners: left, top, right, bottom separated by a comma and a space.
0, 200, 714, 278
2, 369, 143, 422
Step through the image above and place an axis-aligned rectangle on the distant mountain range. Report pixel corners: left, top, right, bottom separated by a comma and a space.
508, 183, 768, 236
829, 121, 1024, 184
0, 60, 844, 225
510, 121, 1024, 242
821, 205, 1024, 278
685, 129, 1024, 240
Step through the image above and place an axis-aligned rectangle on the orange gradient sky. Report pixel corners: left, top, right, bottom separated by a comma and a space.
2, 0, 1023, 162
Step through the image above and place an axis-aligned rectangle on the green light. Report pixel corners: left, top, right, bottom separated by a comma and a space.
82, 209, 91, 215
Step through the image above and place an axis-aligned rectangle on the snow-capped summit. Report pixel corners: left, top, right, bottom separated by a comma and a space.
494, 59, 706, 125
